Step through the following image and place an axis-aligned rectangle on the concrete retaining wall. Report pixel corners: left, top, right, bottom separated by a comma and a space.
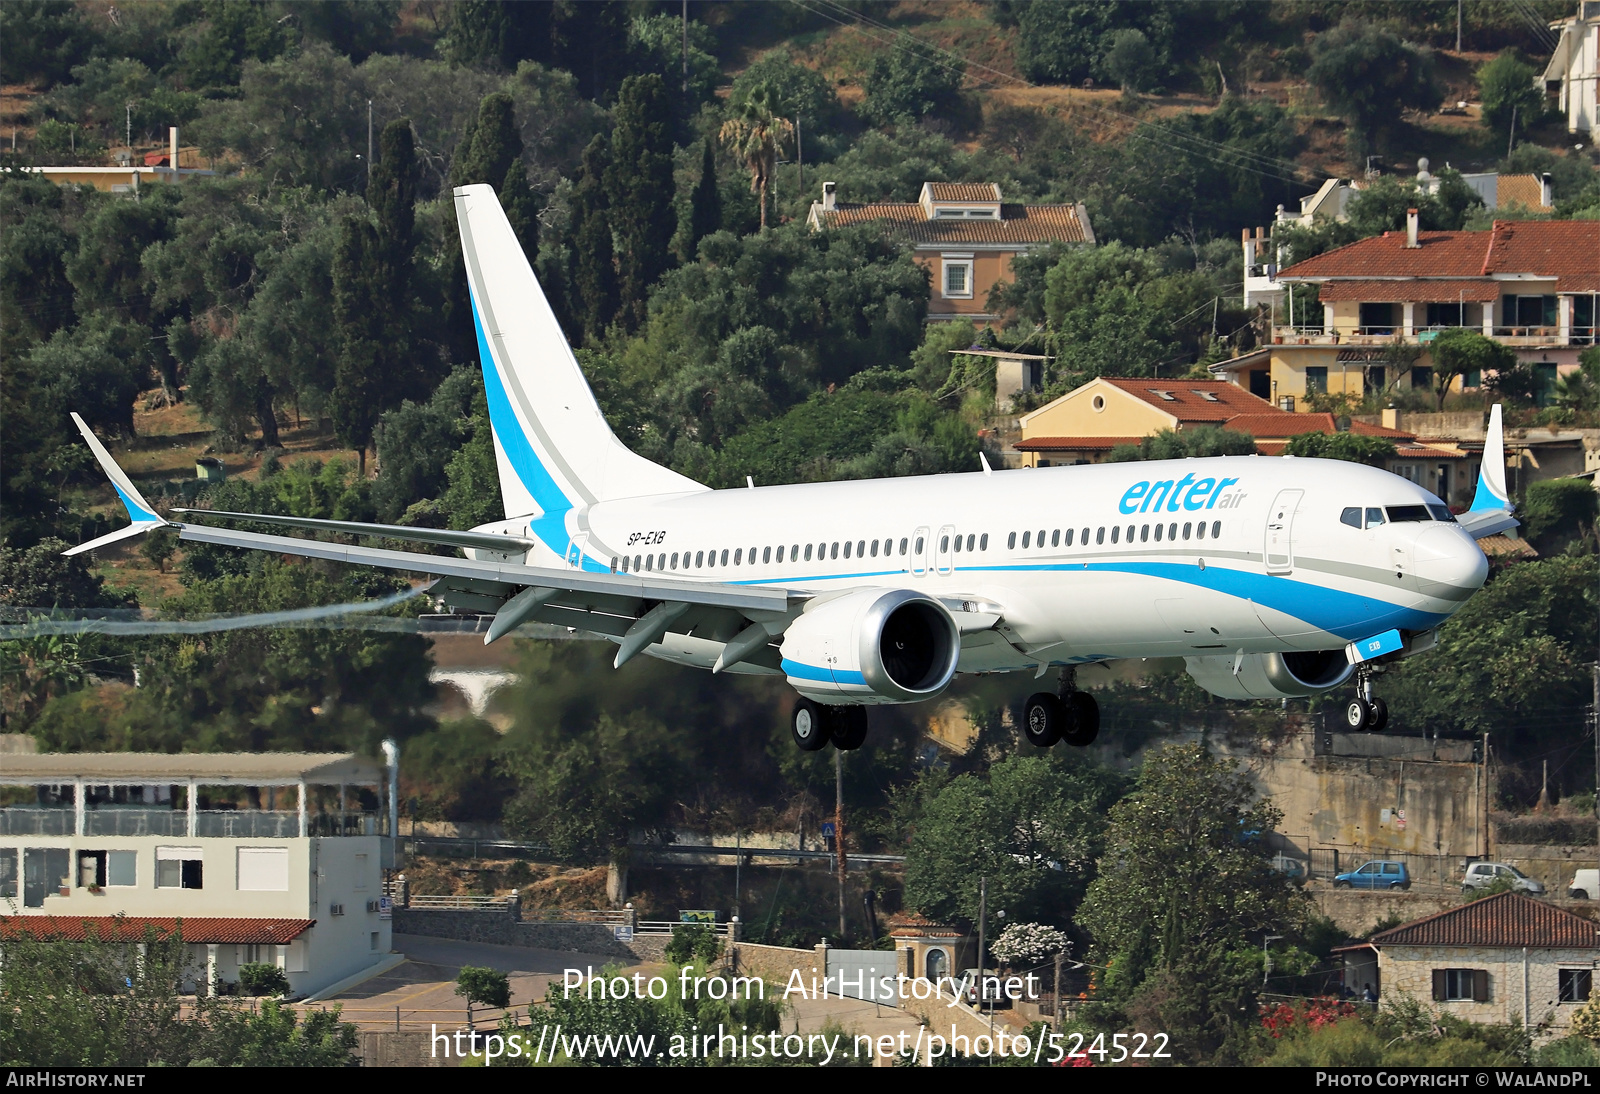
392, 907, 673, 963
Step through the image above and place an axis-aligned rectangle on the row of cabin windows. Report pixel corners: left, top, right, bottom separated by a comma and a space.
1008, 521, 1223, 550
612, 535, 986, 574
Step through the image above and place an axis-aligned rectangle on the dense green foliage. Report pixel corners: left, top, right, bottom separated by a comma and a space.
1077, 744, 1305, 1064
456, 966, 512, 1009
0, 925, 358, 1066
1521, 477, 1599, 553
1477, 51, 1544, 143
1306, 21, 1442, 156
903, 754, 1127, 926
1282, 432, 1397, 466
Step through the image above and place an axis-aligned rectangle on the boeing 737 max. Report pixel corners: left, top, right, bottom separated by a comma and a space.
67, 183, 1515, 752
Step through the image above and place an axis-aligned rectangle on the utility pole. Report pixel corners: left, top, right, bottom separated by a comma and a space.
125, 101, 133, 152
1484, 731, 1493, 860
682, 0, 689, 96
796, 116, 803, 194
366, 100, 374, 189
1456, 0, 1463, 52
1053, 950, 1063, 1033
1508, 106, 1518, 160
835, 748, 845, 938
977, 875, 987, 993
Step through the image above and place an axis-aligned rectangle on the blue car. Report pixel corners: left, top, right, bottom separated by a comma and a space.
1333, 860, 1410, 891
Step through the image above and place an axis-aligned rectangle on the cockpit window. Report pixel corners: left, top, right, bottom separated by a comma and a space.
1365, 507, 1386, 527
1386, 505, 1431, 523
1340, 507, 1362, 529
1427, 504, 1456, 522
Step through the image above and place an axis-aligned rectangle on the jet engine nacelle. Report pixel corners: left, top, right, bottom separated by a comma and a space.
1184, 649, 1355, 701
780, 588, 960, 705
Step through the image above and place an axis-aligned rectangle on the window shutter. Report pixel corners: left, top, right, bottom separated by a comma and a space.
1432, 969, 1446, 1001
1472, 969, 1490, 1003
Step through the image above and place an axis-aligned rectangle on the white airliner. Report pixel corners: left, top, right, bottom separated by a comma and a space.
68, 184, 1516, 753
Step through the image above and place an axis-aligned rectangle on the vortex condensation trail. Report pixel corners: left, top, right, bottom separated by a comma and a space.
0, 585, 429, 639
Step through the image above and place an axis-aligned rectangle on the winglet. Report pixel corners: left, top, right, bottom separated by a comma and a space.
63, 413, 167, 556
1469, 403, 1509, 512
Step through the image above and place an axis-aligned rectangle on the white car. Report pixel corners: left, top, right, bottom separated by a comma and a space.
1571, 869, 1599, 901
1461, 862, 1544, 895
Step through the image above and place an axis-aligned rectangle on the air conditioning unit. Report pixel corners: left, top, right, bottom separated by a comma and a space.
329, 902, 344, 916
366, 900, 380, 913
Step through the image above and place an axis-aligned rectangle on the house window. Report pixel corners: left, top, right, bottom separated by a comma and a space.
1305, 367, 1328, 394
1504, 294, 1558, 328
156, 846, 204, 889
108, 851, 136, 886
942, 257, 974, 299
1561, 969, 1592, 1003
1425, 302, 1465, 328
1359, 302, 1397, 333
0, 849, 15, 899
1432, 968, 1489, 1002
1410, 366, 1433, 391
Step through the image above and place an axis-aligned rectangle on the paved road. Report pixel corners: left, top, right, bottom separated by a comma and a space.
327, 934, 641, 1030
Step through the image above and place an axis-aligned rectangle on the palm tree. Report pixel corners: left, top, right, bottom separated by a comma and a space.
719, 84, 794, 230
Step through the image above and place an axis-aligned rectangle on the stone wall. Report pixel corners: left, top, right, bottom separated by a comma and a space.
392, 907, 677, 963
1379, 944, 1595, 1036
1311, 889, 1459, 936
359, 1030, 458, 1068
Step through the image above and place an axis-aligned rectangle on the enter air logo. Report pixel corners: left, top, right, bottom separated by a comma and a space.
1119, 474, 1246, 515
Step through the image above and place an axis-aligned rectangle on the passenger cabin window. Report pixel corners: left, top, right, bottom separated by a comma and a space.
915, 536, 925, 554
830, 543, 839, 560
900, 538, 909, 554
804, 544, 813, 561
1196, 522, 1207, 540
979, 534, 988, 550
720, 549, 729, 565
1022, 531, 1030, 548
1008, 532, 1017, 549
1096, 527, 1105, 544
1111, 527, 1119, 544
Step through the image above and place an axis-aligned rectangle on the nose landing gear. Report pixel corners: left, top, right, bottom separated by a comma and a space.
1342, 667, 1389, 732
1024, 668, 1101, 748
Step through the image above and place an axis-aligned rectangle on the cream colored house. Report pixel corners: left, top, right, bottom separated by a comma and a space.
0, 751, 398, 999
1348, 892, 1598, 1036
807, 182, 1094, 326
1546, 2, 1600, 138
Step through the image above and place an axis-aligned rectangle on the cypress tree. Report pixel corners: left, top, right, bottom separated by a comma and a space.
687, 137, 721, 260
331, 215, 385, 473
606, 74, 675, 332
450, 92, 522, 192
569, 134, 618, 345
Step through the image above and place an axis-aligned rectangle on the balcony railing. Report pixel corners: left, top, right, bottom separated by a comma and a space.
85, 808, 188, 837
0, 808, 73, 836
194, 811, 302, 838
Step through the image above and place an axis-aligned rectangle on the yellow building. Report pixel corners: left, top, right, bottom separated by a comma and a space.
807, 182, 1094, 326
1013, 376, 1473, 504
1223, 216, 1599, 409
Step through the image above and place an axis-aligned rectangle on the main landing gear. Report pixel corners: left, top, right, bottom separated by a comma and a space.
1342, 666, 1389, 732
791, 698, 869, 752
1023, 667, 1100, 748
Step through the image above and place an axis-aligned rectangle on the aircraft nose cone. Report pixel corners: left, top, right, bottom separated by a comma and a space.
1411, 525, 1488, 599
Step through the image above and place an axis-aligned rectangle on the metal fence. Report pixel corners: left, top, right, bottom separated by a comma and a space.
404, 894, 509, 909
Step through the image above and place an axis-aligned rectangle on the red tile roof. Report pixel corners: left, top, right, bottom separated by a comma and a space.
1014, 436, 1145, 451
1224, 412, 1335, 437
1096, 377, 1281, 421
1370, 892, 1599, 949
1314, 279, 1502, 303
926, 182, 1001, 203
0, 916, 315, 944
1281, 221, 1600, 294
819, 203, 1091, 245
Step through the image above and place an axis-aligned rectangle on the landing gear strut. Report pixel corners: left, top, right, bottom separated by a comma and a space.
1342, 667, 1389, 732
790, 699, 869, 752
1024, 668, 1101, 748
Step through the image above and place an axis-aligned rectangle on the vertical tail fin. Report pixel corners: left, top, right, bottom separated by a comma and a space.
1459, 403, 1518, 539
452, 184, 703, 551
1469, 403, 1509, 512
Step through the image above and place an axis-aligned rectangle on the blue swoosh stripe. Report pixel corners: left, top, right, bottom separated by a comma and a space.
781, 658, 867, 686
735, 560, 1446, 642
113, 482, 158, 524
470, 291, 604, 572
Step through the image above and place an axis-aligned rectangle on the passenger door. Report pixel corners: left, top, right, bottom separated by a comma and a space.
1264, 489, 1303, 575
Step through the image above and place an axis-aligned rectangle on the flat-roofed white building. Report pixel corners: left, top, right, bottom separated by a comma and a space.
0, 751, 398, 1000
